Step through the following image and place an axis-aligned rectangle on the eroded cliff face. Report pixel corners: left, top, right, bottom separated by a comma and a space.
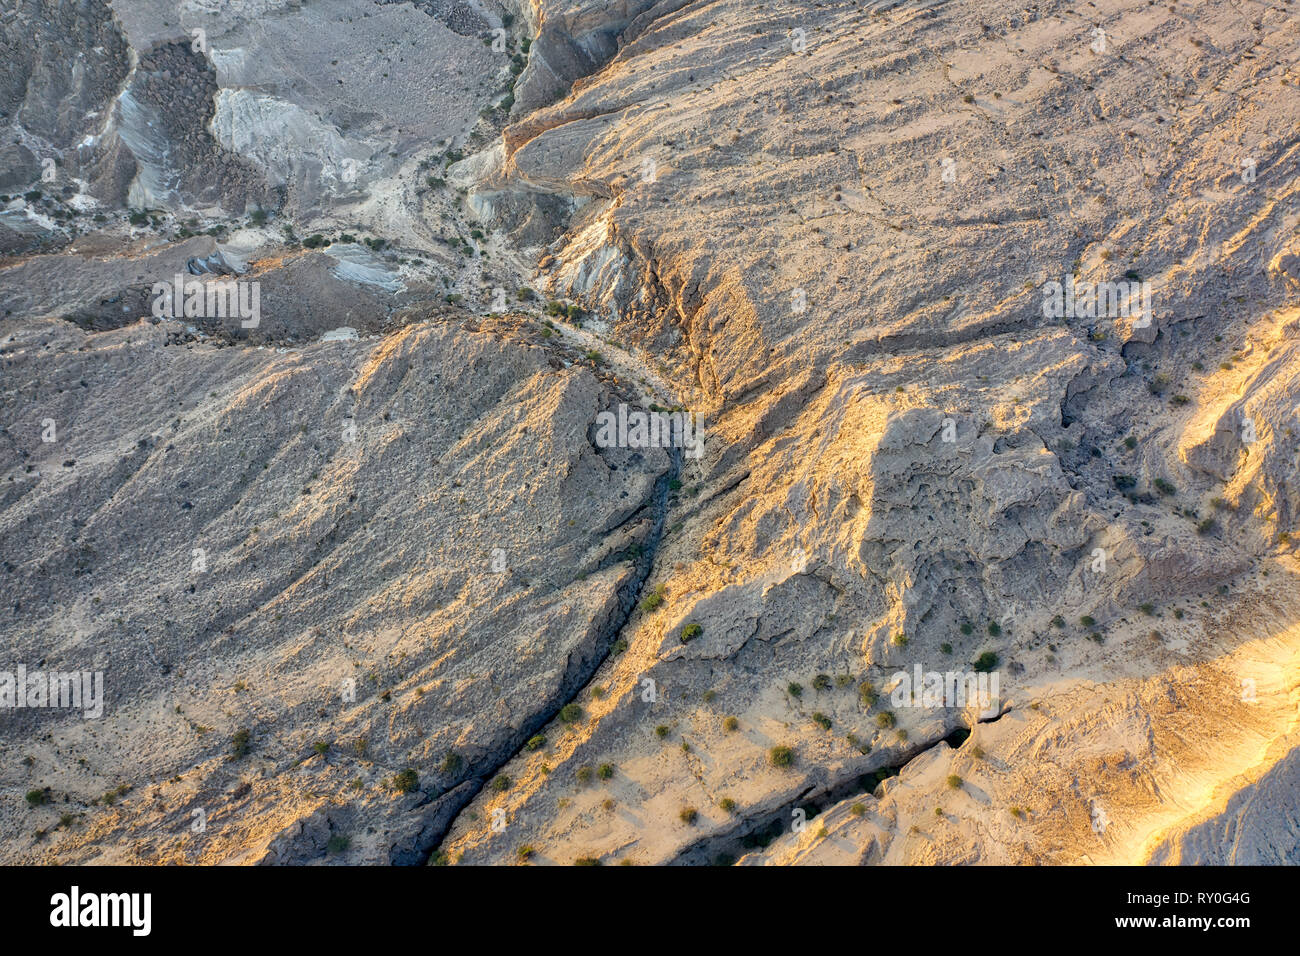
438, 0, 1300, 865
2, 0, 1299, 865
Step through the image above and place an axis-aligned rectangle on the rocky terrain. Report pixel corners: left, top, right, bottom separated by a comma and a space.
1, 0, 1299, 866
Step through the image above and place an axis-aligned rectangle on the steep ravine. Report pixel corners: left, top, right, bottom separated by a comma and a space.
412, 446, 684, 865
671, 709, 1010, 867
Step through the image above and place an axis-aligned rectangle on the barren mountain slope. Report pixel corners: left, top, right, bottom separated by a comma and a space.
439, 0, 1300, 864
1, 0, 1299, 866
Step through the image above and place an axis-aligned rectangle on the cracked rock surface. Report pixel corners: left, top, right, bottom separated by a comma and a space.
3, 0, 1300, 866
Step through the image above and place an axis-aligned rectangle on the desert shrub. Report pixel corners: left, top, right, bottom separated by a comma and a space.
392, 769, 419, 793
769, 745, 795, 768
679, 622, 702, 643
858, 681, 877, 706
947, 774, 963, 789
230, 728, 252, 760
559, 703, 583, 723
639, 584, 666, 612
327, 834, 350, 853
439, 751, 463, 774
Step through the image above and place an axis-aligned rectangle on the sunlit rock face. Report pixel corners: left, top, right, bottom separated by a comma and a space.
2, 0, 1300, 866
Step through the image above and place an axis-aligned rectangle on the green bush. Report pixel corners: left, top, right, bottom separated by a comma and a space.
559, 703, 583, 723
679, 622, 703, 643
230, 728, 252, 760
972, 651, 998, 673
640, 584, 666, 612
327, 834, 350, 853
392, 768, 419, 793
439, 751, 463, 774
769, 745, 795, 768
525, 734, 546, 752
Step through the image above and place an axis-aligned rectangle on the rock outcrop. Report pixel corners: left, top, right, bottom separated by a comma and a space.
3, 0, 1300, 867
